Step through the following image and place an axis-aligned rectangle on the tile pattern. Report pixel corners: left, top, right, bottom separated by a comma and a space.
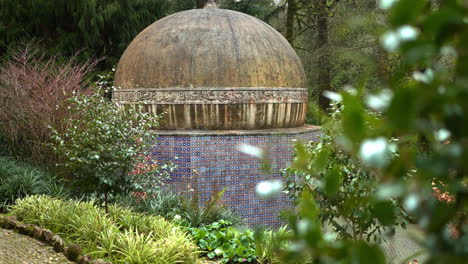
151, 129, 321, 227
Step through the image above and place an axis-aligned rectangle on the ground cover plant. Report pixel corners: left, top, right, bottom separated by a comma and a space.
188, 219, 256, 263
8, 195, 200, 264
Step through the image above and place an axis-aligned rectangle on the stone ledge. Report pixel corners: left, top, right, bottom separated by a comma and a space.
152, 124, 321, 136
113, 87, 308, 104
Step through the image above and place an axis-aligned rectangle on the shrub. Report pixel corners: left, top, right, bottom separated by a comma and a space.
9, 195, 200, 264
285, 103, 407, 242
0, 45, 95, 165
0, 157, 67, 211
49, 89, 172, 213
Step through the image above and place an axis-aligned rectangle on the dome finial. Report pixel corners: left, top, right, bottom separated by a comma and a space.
204, 0, 218, 8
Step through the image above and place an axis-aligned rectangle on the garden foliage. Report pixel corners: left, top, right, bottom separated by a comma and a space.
188, 219, 256, 263
0, 46, 95, 165
0, 0, 170, 67
49, 89, 172, 212
116, 189, 244, 228
285, 104, 407, 243
279, 1, 468, 263
9, 195, 200, 264
0, 157, 67, 211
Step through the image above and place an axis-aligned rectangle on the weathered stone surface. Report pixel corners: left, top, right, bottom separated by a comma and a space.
114, 7, 308, 130
77, 255, 92, 264
15, 223, 29, 235
31, 226, 43, 240
40, 229, 54, 243
51, 235, 65, 252
115, 8, 306, 90
3, 217, 19, 230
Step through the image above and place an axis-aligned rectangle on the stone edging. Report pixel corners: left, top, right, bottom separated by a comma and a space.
0, 215, 111, 264
113, 87, 308, 104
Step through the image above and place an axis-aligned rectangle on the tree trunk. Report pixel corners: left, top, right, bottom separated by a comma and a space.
316, 0, 332, 111
196, 0, 207, 8
285, 0, 296, 44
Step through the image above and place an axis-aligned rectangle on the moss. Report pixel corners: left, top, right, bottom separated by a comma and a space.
65, 244, 82, 261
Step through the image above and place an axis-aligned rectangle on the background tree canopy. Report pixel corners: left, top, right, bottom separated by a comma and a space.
0, 0, 171, 67
0, 0, 389, 113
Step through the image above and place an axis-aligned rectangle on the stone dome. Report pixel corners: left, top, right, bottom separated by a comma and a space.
113, 7, 308, 130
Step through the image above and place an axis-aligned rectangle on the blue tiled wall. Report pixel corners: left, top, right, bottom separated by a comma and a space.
151, 130, 321, 226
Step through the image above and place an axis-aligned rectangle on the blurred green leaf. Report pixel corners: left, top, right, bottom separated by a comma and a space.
389, 0, 426, 26
324, 166, 342, 198
373, 201, 396, 226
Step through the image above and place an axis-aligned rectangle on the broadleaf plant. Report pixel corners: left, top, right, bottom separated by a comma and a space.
49, 89, 172, 212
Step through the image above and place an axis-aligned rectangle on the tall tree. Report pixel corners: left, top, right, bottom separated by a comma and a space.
197, 0, 208, 8
316, 0, 333, 110
285, 0, 297, 44
0, 0, 170, 67
219, 0, 277, 18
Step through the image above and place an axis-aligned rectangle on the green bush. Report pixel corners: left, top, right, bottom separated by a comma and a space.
188, 219, 256, 264
0, 157, 67, 211
49, 89, 173, 213
285, 103, 407, 242
8, 195, 200, 264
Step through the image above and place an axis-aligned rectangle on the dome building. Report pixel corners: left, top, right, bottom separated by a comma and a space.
114, 1, 320, 226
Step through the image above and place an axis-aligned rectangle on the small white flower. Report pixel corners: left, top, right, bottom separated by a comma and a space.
323, 231, 338, 242
438, 86, 446, 94
296, 219, 310, 235
359, 137, 393, 168
380, 31, 400, 51
397, 25, 419, 41
435, 128, 451, 142
441, 46, 457, 57
237, 144, 263, 158
413, 68, 434, 84
365, 89, 393, 111
343, 85, 357, 96
379, 0, 399, 10
322, 90, 342, 102
174, 215, 182, 221
256, 180, 283, 198
403, 194, 420, 212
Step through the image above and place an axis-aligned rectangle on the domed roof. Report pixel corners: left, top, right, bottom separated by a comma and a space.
114, 7, 306, 89
113, 6, 308, 130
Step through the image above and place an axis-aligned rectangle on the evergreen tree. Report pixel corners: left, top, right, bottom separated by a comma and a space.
0, 0, 171, 67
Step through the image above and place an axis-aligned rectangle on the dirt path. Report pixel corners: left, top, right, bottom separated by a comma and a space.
0, 228, 73, 264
